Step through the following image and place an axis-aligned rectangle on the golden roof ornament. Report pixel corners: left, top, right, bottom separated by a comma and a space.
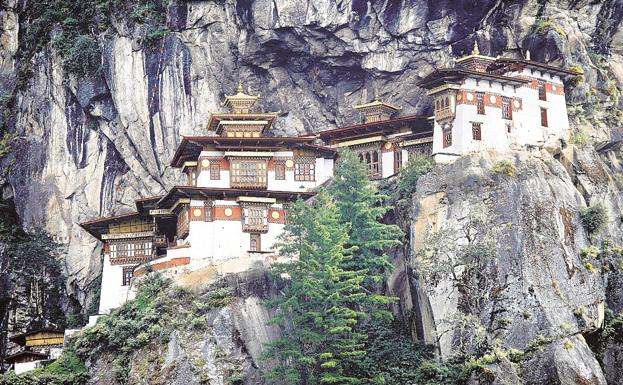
223, 81, 260, 113
472, 40, 480, 55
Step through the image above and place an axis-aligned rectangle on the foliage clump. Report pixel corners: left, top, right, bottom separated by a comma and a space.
68, 274, 230, 383
17, 0, 169, 82
533, 19, 566, 37
579, 204, 608, 235
264, 152, 474, 384
0, 349, 87, 385
491, 160, 516, 177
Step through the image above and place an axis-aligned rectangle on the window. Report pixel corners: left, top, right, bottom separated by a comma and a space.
210, 163, 220, 180
187, 168, 197, 186
230, 159, 267, 188
177, 206, 189, 238
360, 149, 381, 177
294, 158, 315, 181
393, 148, 402, 173
109, 240, 152, 259
472, 122, 482, 140
122, 267, 134, 286
541, 108, 548, 127
443, 129, 452, 148
204, 200, 213, 222
275, 162, 286, 180
476, 92, 485, 115
538, 81, 547, 101
502, 97, 512, 120
250, 233, 261, 252
243, 205, 268, 232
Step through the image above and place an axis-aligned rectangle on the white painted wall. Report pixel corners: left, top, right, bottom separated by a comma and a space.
14, 361, 41, 375
432, 70, 570, 162
381, 151, 394, 178
196, 151, 333, 191
98, 255, 133, 313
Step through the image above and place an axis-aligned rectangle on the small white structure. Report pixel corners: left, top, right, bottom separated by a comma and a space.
5, 329, 65, 374
418, 43, 579, 163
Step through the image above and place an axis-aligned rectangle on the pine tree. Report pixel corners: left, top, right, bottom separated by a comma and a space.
328, 150, 403, 294
264, 195, 368, 385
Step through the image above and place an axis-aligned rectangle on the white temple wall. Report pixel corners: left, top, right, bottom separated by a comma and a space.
98, 255, 133, 313
381, 151, 394, 178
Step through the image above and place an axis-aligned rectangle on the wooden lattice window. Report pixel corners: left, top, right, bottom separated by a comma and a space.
210, 163, 220, 180
357, 149, 381, 178
538, 81, 547, 101
109, 240, 152, 259
204, 200, 213, 222
476, 92, 485, 115
230, 159, 268, 188
443, 129, 452, 148
242, 205, 268, 232
541, 108, 548, 127
393, 148, 402, 174
294, 158, 315, 181
502, 97, 512, 120
406, 142, 432, 158
187, 167, 197, 186
250, 233, 261, 252
275, 161, 286, 180
177, 206, 189, 238
472, 122, 482, 140
122, 267, 134, 286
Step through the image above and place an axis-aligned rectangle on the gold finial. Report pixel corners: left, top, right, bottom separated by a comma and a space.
237, 80, 244, 93
472, 40, 480, 55
525, 49, 531, 61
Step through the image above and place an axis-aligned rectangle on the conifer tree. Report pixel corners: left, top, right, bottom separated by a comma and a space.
265, 194, 368, 385
328, 149, 403, 292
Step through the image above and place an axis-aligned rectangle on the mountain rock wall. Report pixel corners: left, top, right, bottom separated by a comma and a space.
1, 0, 621, 303
394, 145, 623, 384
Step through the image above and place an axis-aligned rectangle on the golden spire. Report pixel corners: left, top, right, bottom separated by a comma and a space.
472, 40, 480, 55
525, 49, 531, 61
237, 80, 244, 94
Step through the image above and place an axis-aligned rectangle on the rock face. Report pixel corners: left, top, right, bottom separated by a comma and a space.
395, 145, 623, 384
1, 1, 622, 306
2, 0, 623, 383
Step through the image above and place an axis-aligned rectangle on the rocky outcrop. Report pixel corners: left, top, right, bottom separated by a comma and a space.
395, 145, 623, 384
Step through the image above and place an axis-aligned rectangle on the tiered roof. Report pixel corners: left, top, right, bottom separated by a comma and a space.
317, 115, 432, 144
418, 41, 581, 90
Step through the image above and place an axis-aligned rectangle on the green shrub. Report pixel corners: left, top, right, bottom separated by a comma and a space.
534, 20, 566, 37
580, 204, 608, 235
381, 155, 434, 215
571, 131, 591, 146
491, 160, 516, 177
63, 35, 101, 77
145, 25, 167, 47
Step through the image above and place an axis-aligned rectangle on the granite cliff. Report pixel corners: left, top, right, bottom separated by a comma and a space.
1, 0, 623, 384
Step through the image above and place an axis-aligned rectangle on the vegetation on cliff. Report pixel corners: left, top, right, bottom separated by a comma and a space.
262, 152, 474, 385
0, 200, 67, 364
